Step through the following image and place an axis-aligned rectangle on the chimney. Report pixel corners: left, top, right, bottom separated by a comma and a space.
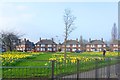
52, 38, 54, 41
76, 38, 78, 42
101, 38, 103, 41
89, 38, 91, 42
24, 38, 26, 42
27, 39, 29, 42
40, 37, 41, 41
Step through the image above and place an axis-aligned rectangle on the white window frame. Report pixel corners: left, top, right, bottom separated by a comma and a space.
113, 45, 118, 47
66, 48, 70, 51
66, 45, 70, 47
97, 45, 102, 47
103, 45, 106, 47
53, 45, 56, 47
48, 48, 52, 51
87, 49, 89, 51
41, 44, 45, 47
37, 48, 40, 51
53, 48, 56, 51
78, 45, 81, 47
91, 45, 95, 47
72, 45, 76, 47
41, 48, 45, 51
48, 45, 52, 47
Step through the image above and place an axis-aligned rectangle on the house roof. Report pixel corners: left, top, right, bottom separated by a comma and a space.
86, 40, 106, 45
62, 40, 80, 45
18, 39, 34, 46
36, 39, 57, 45
110, 40, 120, 44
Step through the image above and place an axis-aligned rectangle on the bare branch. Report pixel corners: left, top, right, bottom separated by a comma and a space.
63, 9, 76, 61
0, 30, 23, 51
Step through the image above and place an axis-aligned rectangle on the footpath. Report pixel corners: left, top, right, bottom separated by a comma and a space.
62, 64, 120, 79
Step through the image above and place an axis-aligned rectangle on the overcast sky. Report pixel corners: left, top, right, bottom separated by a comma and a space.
0, 1, 118, 43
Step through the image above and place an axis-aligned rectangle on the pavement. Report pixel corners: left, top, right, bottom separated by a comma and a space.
61, 64, 120, 79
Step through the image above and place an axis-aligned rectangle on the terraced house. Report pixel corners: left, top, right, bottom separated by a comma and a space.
16, 38, 35, 52
35, 38, 57, 52
110, 40, 120, 51
86, 38, 107, 52
1, 43, 6, 52
61, 39, 83, 52
0, 42, 2, 52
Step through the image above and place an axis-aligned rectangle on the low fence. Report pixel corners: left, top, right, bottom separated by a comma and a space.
55, 58, 120, 79
1, 57, 120, 80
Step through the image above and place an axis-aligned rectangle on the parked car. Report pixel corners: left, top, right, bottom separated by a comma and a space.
114, 50, 120, 52
75, 50, 83, 53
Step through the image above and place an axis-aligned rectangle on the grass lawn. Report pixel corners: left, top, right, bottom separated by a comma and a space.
0, 51, 119, 78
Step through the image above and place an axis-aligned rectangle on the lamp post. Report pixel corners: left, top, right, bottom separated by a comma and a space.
55, 36, 61, 52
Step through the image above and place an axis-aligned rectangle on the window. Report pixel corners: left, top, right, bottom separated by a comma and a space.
113, 48, 118, 51
21, 48, 23, 51
53, 45, 56, 47
87, 49, 89, 51
53, 48, 56, 51
113, 45, 118, 47
78, 45, 81, 47
98, 48, 102, 51
91, 45, 95, 47
91, 49, 93, 51
98, 45, 102, 47
66, 48, 70, 51
48, 45, 52, 47
103, 45, 106, 47
72, 48, 76, 51
87, 45, 89, 47
37, 48, 40, 51
72, 45, 76, 47
48, 48, 52, 51
41, 48, 45, 51
16, 48, 20, 50
66, 45, 70, 47
41, 44, 45, 47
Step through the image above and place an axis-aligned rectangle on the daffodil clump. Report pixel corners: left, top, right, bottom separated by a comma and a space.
0, 52, 41, 66
47, 52, 118, 66
83, 51, 118, 57
49, 54, 104, 64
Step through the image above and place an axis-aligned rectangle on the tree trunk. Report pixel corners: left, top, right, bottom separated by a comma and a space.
64, 38, 67, 61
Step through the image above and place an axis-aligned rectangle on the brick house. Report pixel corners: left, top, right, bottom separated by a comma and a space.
110, 40, 120, 51
86, 38, 107, 52
35, 38, 57, 52
2, 44, 6, 52
0, 42, 2, 52
61, 39, 82, 52
16, 38, 35, 52
0, 42, 6, 52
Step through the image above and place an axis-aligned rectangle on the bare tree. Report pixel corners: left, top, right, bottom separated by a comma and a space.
111, 23, 118, 42
63, 9, 76, 60
0, 31, 21, 51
